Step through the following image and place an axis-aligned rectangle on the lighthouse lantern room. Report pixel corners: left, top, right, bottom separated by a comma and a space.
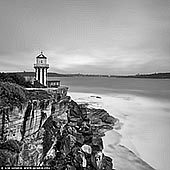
34, 52, 49, 86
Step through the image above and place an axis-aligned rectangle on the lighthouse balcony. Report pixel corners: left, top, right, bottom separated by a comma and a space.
34, 63, 49, 68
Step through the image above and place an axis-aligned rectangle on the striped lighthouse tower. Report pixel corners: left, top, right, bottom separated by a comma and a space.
34, 52, 49, 86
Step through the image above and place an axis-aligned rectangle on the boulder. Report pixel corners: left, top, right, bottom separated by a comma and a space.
92, 137, 103, 151
102, 155, 113, 170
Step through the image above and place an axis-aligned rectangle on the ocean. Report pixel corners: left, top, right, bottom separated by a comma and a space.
57, 77, 170, 99
57, 77, 170, 170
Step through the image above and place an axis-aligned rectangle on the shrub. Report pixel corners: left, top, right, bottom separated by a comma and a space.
0, 82, 27, 107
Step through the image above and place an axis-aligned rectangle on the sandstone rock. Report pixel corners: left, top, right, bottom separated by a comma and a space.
102, 155, 113, 170
81, 144, 92, 154
92, 137, 103, 151
0, 87, 116, 169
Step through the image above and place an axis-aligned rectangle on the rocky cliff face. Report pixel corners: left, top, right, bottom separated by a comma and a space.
40, 101, 117, 170
0, 84, 117, 169
0, 83, 156, 170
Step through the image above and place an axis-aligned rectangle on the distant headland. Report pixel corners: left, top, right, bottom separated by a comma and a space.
11, 71, 170, 79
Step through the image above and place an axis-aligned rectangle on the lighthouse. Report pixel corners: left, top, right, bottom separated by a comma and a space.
34, 52, 49, 86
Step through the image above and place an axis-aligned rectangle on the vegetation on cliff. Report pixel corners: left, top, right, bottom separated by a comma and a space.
0, 82, 27, 107
0, 72, 33, 88
0, 81, 51, 108
26, 90, 52, 101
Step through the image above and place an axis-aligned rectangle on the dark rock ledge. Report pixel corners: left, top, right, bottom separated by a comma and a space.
41, 101, 118, 170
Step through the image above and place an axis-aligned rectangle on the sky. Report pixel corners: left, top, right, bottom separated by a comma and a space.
0, 0, 170, 75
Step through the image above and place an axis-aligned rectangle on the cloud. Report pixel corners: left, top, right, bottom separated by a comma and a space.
0, 0, 170, 74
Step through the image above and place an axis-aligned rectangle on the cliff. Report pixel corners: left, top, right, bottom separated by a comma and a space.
0, 82, 115, 169
0, 82, 155, 170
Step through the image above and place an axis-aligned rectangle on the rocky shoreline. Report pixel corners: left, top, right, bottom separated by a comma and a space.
0, 83, 156, 169
41, 100, 117, 169
0, 82, 117, 169
74, 102, 155, 170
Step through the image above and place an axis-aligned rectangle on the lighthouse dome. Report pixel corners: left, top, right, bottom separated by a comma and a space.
36, 52, 47, 59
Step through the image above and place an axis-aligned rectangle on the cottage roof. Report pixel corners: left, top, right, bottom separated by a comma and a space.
36, 52, 47, 59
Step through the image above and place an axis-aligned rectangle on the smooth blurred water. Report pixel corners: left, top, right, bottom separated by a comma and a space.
50, 77, 170, 99
55, 77, 170, 170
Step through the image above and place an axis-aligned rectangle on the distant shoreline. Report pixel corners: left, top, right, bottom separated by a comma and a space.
8, 71, 170, 79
